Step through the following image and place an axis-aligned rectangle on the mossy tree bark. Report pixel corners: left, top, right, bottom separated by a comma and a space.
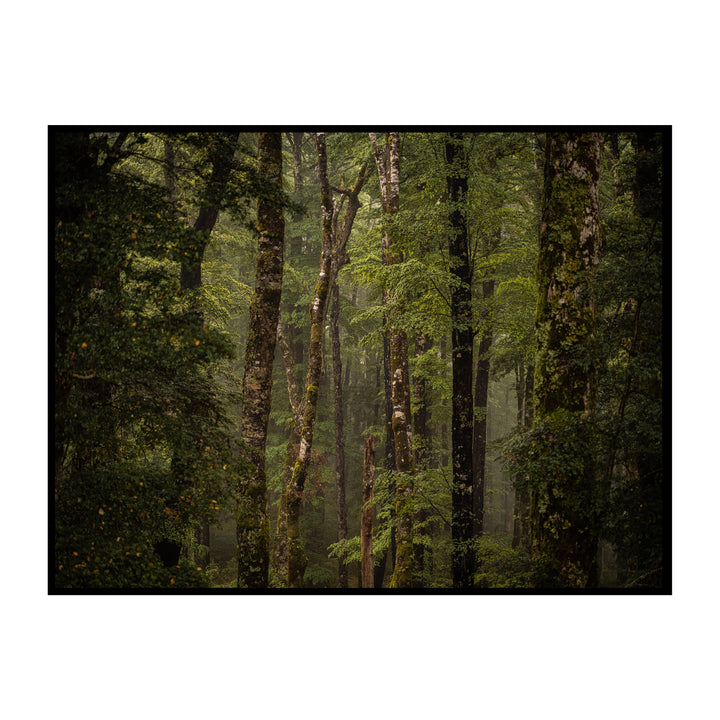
531, 132, 603, 587
369, 131, 415, 588
445, 132, 475, 588
285, 133, 370, 587
236, 132, 285, 588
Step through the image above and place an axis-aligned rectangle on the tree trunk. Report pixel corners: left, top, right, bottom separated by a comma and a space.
531, 132, 603, 588
445, 132, 475, 589
512, 363, 534, 552
236, 132, 285, 588
369, 132, 415, 588
360, 435, 376, 588
330, 279, 349, 588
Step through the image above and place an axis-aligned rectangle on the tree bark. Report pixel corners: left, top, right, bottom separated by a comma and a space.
369, 132, 415, 588
445, 132, 475, 589
531, 132, 603, 587
236, 132, 285, 588
360, 435, 376, 588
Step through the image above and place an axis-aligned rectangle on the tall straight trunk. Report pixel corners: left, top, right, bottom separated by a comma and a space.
531, 132, 603, 588
330, 279, 348, 588
360, 435, 376, 588
445, 132, 475, 589
236, 132, 285, 588
285, 134, 370, 587
369, 132, 415, 588
272, 322, 301, 583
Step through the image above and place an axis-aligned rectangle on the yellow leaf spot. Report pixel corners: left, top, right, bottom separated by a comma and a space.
194, 338, 200, 346
131, 232, 137, 239
98, 508, 105, 515
58, 221, 63, 227
72, 551, 79, 556
81, 342, 87, 348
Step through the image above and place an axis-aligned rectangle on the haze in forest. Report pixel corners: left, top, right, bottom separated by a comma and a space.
52, 129, 666, 592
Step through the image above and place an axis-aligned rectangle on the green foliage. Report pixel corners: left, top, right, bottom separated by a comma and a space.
473, 536, 534, 588
53, 131, 250, 589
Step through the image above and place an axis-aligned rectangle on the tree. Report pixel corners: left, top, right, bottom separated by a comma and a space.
54, 130, 240, 588
369, 131, 415, 588
530, 131, 604, 587
236, 132, 285, 588
445, 132, 475, 588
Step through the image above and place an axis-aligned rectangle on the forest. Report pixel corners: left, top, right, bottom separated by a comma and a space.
51, 128, 667, 592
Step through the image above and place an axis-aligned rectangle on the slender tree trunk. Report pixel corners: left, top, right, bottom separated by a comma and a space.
531, 132, 603, 588
512, 363, 534, 551
361, 435, 376, 588
236, 132, 285, 588
330, 279, 348, 588
369, 132, 415, 588
445, 132, 475, 589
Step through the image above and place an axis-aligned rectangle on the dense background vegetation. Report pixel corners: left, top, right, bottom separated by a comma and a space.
52, 128, 666, 591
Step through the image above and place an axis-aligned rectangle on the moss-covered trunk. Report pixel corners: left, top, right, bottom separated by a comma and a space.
531, 132, 603, 587
236, 132, 285, 588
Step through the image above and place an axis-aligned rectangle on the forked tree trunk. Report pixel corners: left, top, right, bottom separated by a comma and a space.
284, 133, 370, 587
237, 132, 285, 588
360, 435, 376, 588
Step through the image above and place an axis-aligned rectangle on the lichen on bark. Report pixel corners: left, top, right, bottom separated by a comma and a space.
236, 132, 285, 589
